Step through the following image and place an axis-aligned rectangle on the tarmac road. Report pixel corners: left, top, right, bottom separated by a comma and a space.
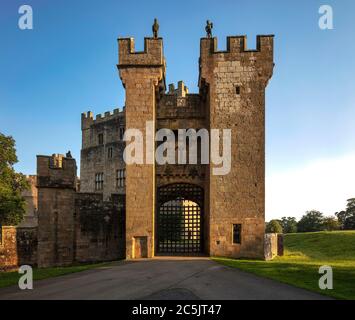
0, 258, 330, 300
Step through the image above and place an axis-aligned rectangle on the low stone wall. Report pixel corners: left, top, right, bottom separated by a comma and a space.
264, 233, 284, 260
74, 193, 125, 263
0, 227, 17, 270
0, 191, 125, 270
17, 227, 38, 266
0, 226, 38, 270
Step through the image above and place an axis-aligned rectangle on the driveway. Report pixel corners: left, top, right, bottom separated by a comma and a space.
0, 258, 330, 300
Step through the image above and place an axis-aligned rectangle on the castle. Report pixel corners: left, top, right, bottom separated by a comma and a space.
0, 24, 278, 269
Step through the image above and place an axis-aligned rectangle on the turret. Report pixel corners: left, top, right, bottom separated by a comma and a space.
36, 154, 77, 267
199, 34, 275, 259
117, 32, 166, 259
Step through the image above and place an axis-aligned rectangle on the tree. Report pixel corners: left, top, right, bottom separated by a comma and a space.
344, 198, 355, 230
322, 216, 340, 231
297, 210, 324, 232
280, 217, 298, 233
266, 219, 283, 233
0, 133, 29, 226
335, 210, 349, 230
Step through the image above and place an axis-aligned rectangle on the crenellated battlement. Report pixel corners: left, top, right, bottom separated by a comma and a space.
36, 154, 77, 189
81, 108, 124, 130
93, 108, 124, 122
199, 34, 274, 89
117, 37, 165, 68
200, 35, 274, 56
81, 111, 93, 120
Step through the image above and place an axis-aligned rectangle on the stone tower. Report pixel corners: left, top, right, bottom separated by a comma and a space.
117, 37, 166, 258
37, 154, 77, 267
199, 36, 274, 258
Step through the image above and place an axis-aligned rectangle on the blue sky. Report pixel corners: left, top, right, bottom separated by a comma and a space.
1, 0, 354, 218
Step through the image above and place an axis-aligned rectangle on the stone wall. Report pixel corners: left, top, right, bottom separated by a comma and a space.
0, 226, 37, 270
264, 233, 284, 260
157, 93, 205, 121
74, 193, 125, 262
156, 85, 207, 190
19, 175, 38, 228
80, 110, 126, 199
0, 227, 18, 270
156, 164, 206, 188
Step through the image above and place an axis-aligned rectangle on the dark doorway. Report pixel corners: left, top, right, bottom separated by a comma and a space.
156, 183, 204, 255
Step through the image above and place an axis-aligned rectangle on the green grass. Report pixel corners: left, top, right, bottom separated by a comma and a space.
213, 231, 355, 300
0, 262, 111, 289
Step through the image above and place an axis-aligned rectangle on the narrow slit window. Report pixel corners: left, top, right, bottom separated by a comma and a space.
235, 86, 241, 95
119, 128, 125, 140
108, 147, 113, 159
98, 134, 104, 145
233, 224, 242, 244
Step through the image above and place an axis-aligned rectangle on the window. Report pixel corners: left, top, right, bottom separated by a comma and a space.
233, 224, 242, 244
95, 173, 104, 191
119, 127, 125, 140
235, 86, 241, 95
108, 147, 113, 159
116, 169, 126, 187
98, 133, 104, 145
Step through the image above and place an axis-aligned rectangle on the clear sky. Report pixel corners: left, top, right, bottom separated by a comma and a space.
1, 0, 354, 220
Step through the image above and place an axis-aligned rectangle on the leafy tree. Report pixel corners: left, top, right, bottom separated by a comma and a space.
322, 216, 340, 231
344, 198, 355, 230
266, 219, 283, 233
335, 210, 349, 230
280, 217, 298, 233
297, 210, 324, 232
0, 133, 28, 226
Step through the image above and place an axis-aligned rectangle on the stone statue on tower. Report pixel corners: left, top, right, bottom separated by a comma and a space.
152, 18, 159, 38
205, 20, 213, 38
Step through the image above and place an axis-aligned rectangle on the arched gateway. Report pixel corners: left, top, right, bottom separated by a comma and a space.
156, 183, 204, 255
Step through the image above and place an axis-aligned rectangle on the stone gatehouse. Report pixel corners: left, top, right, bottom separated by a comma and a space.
0, 28, 275, 269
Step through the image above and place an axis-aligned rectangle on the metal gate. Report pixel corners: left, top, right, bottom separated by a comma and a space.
156, 183, 204, 254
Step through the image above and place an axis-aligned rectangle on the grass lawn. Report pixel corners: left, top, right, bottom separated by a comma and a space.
0, 262, 111, 289
213, 231, 355, 300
